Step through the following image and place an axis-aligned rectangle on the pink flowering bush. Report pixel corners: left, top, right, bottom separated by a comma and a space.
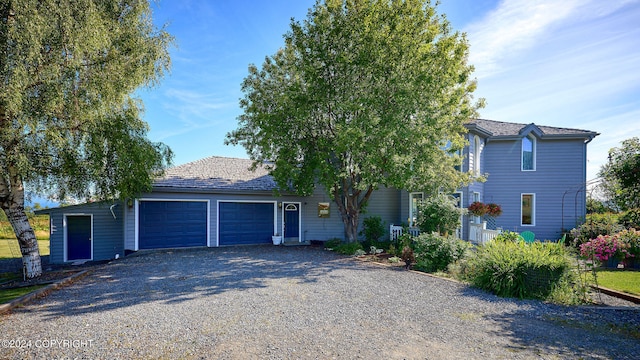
579, 234, 631, 263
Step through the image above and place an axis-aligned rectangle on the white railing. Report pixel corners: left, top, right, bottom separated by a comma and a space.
389, 225, 420, 241
469, 222, 501, 245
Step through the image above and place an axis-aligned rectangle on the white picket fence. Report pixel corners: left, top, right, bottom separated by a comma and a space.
389, 225, 420, 241
390, 223, 501, 244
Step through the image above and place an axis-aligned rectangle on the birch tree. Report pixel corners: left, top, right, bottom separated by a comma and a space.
0, 0, 173, 277
227, 0, 483, 242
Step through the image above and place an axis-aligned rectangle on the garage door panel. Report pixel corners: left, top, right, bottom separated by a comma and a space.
219, 202, 274, 245
139, 201, 207, 249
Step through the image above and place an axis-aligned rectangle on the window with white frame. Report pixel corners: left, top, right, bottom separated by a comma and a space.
472, 191, 481, 224
409, 192, 423, 227
522, 135, 536, 171
521, 193, 535, 226
474, 135, 481, 176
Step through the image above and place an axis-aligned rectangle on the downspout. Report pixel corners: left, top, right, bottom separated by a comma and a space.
110, 203, 119, 219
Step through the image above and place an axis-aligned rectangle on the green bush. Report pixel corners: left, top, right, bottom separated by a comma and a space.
466, 240, 574, 300
415, 194, 464, 236
333, 242, 364, 255
324, 238, 342, 249
619, 208, 640, 229
493, 230, 521, 243
412, 233, 470, 273
359, 216, 386, 242
570, 213, 623, 247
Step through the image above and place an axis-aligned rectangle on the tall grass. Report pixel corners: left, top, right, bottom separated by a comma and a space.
465, 239, 579, 301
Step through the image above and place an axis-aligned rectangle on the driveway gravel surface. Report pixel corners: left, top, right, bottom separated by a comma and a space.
0, 246, 638, 359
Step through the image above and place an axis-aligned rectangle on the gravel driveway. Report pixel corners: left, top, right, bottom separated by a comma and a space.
1, 246, 638, 359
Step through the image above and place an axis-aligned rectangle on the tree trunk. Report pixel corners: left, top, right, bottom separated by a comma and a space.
332, 183, 374, 243
342, 207, 360, 243
0, 169, 42, 278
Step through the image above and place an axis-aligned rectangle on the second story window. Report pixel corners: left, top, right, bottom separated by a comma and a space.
474, 135, 481, 176
522, 135, 536, 171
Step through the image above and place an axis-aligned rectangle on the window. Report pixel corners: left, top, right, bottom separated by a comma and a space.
521, 194, 535, 226
522, 135, 536, 171
474, 135, 481, 176
472, 192, 481, 224
409, 192, 423, 227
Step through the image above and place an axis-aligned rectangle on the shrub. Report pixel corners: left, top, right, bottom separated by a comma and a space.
359, 216, 386, 242
579, 234, 629, 263
619, 208, 640, 229
570, 213, 623, 247
412, 233, 470, 273
467, 240, 574, 300
416, 194, 464, 236
333, 242, 363, 255
617, 228, 640, 257
324, 238, 342, 249
493, 230, 522, 243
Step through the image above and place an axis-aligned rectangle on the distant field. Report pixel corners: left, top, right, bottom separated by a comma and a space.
0, 239, 50, 259
0, 215, 50, 259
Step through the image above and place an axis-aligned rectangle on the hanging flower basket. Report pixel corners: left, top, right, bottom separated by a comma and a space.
468, 202, 488, 217
486, 203, 503, 217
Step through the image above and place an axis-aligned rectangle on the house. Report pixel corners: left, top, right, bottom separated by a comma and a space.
39, 119, 598, 264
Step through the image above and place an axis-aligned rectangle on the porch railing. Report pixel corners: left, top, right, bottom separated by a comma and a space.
389, 225, 420, 241
469, 222, 501, 245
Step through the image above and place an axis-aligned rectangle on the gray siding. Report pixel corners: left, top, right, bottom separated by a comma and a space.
124, 186, 402, 249
45, 201, 124, 264
484, 138, 587, 240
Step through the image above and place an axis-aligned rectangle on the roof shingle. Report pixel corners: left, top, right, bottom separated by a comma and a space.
154, 156, 276, 191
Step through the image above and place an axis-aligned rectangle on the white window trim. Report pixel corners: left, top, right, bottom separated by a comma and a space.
474, 135, 481, 176
409, 192, 424, 227
472, 191, 481, 224
521, 135, 536, 171
521, 193, 536, 226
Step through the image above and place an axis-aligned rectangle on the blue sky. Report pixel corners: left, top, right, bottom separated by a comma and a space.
139, 0, 640, 182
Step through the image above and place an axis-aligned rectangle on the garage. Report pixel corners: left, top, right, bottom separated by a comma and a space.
218, 202, 275, 245
138, 200, 208, 250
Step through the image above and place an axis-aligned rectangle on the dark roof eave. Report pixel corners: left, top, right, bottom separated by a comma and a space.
486, 132, 599, 142
464, 123, 493, 137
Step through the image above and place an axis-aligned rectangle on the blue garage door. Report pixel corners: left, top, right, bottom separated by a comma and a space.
139, 201, 207, 250
219, 202, 274, 245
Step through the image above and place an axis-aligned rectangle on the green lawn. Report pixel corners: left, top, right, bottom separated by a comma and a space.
0, 284, 48, 304
596, 270, 640, 296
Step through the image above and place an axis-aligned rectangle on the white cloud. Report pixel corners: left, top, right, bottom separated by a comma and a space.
465, 0, 581, 78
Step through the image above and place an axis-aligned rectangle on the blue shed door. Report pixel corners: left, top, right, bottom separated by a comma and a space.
67, 215, 92, 261
218, 202, 274, 245
139, 201, 207, 250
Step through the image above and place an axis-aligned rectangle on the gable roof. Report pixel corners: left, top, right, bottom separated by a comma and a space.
153, 156, 277, 192
466, 119, 599, 141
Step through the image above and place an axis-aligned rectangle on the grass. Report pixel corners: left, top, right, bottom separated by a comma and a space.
0, 239, 50, 259
0, 284, 49, 304
0, 215, 50, 259
595, 270, 640, 296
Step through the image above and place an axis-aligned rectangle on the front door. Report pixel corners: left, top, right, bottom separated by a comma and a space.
67, 215, 92, 261
283, 203, 300, 242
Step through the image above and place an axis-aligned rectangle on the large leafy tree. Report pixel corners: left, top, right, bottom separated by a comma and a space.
598, 137, 640, 211
226, 0, 482, 242
1, 0, 173, 278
